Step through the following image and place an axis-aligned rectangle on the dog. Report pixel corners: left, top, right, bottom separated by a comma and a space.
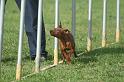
50, 24, 77, 64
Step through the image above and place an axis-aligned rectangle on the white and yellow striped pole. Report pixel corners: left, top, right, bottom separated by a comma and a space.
102, 0, 107, 47
16, 0, 26, 80
87, 0, 92, 51
35, 0, 43, 73
0, 0, 5, 65
116, 0, 120, 42
54, 0, 59, 65
0, 0, 5, 78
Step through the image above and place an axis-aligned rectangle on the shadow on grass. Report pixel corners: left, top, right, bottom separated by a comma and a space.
74, 47, 124, 64
2, 47, 124, 64
2, 53, 54, 63
2, 57, 16, 63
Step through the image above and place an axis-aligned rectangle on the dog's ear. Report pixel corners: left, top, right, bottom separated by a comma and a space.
58, 21, 62, 28
63, 29, 70, 33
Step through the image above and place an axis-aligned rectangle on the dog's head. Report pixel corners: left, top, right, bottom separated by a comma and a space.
50, 25, 70, 39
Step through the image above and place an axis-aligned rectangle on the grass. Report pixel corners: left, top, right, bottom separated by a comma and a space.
1, 0, 124, 82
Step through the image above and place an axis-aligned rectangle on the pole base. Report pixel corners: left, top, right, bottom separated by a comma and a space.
102, 40, 106, 47
116, 31, 120, 42
54, 49, 58, 65
16, 64, 22, 80
87, 38, 92, 51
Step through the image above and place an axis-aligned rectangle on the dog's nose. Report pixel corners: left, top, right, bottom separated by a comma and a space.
55, 30, 60, 35
50, 30, 53, 35
50, 30, 52, 32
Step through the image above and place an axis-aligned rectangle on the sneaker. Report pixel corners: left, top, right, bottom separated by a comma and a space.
40, 56, 46, 62
41, 51, 48, 61
31, 56, 36, 61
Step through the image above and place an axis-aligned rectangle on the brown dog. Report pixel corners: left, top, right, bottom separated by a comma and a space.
50, 24, 77, 64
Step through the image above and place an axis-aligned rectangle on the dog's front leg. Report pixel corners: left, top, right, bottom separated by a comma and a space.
64, 52, 71, 64
70, 49, 77, 58
61, 49, 66, 63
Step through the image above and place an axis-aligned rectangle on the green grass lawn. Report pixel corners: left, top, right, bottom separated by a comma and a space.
1, 0, 124, 82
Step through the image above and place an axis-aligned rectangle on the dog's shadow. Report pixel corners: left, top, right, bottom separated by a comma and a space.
73, 47, 124, 64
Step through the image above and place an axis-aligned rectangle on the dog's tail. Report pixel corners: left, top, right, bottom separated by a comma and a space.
74, 51, 78, 58
59, 21, 62, 28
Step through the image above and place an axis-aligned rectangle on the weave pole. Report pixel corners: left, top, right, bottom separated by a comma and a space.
54, 0, 59, 65
16, 0, 26, 80
0, 0, 5, 79
35, 0, 43, 73
0, 0, 5, 64
116, 0, 120, 42
102, 0, 107, 47
87, 0, 92, 51
72, 0, 76, 38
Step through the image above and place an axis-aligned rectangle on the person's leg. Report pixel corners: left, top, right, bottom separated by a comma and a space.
15, 0, 47, 60
5, 0, 7, 4
26, 18, 47, 60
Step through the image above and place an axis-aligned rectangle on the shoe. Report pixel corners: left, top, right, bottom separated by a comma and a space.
40, 56, 46, 62
41, 51, 48, 61
30, 51, 48, 61
31, 56, 35, 61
